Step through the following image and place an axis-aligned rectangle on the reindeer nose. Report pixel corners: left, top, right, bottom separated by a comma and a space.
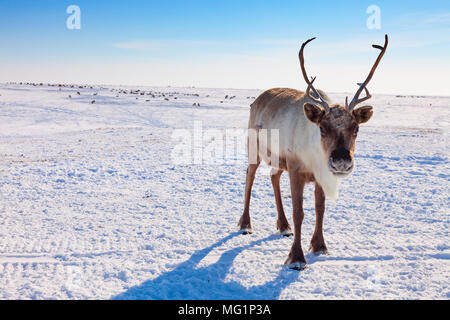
330, 148, 353, 173
331, 148, 351, 162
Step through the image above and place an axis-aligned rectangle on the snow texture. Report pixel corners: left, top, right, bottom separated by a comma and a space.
0, 83, 448, 299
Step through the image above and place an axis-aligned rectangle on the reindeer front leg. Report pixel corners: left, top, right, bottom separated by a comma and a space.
310, 182, 328, 254
285, 169, 307, 270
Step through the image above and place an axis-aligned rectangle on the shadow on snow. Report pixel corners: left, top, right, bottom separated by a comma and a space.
112, 232, 302, 300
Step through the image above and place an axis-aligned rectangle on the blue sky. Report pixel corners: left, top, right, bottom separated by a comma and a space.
0, 0, 449, 95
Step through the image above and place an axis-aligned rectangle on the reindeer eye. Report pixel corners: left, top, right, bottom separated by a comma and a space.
320, 126, 325, 135
354, 127, 359, 135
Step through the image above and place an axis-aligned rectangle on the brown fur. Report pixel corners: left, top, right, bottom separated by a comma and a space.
249, 88, 329, 128
317, 105, 359, 159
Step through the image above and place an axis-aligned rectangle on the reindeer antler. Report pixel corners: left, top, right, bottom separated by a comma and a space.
299, 37, 330, 112
347, 34, 388, 111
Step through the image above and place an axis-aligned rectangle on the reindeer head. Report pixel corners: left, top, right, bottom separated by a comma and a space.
299, 35, 388, 177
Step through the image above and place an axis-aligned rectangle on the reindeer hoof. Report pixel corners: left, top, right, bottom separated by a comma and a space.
279, 229, 293, 237
309, 244, 329, 255
285, 261, 308, 271
239, 228, 253, 235
312, 249, 329, 256
284, 255, 307, 271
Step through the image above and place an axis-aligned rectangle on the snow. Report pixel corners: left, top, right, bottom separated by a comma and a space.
0, 83, 448, 299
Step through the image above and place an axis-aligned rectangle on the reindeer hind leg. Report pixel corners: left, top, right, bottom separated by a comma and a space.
270, 168, 292, 236
238, 160, 260, 234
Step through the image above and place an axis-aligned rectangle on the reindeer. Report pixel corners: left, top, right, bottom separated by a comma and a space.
238, 35, 388, 270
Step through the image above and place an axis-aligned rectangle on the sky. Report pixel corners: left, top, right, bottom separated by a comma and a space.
0, 0, 449, 95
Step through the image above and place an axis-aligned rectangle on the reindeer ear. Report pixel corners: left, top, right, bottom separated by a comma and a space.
304, 103, 325, 124
352, 106, 373, 124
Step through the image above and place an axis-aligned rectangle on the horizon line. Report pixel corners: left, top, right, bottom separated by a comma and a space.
2, 81, 450, 99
